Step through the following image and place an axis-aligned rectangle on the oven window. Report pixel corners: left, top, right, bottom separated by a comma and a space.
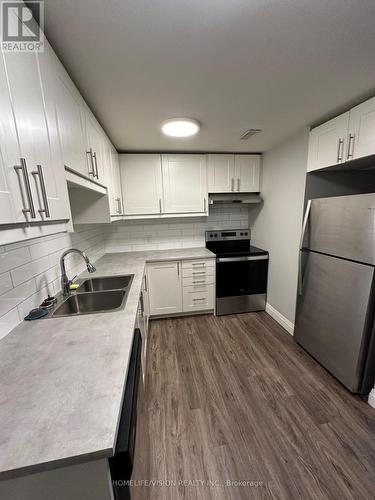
216, 259, 268, 298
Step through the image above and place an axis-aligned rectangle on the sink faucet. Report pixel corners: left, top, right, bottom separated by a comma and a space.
60, 249, 96, 296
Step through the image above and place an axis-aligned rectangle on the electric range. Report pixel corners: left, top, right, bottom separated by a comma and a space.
206, 229, 269, 315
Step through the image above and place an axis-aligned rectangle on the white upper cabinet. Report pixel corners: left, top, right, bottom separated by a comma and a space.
120, 154, 162, 215
36, 41, 70, 220
54, 60, 88, 178
161, 154, 207, 214
234, 155, 261, 192
2, 12, 68, 223
0, 53, 23, 224
307, 113, 350, 172
108, 146, 123, 216
208, 154, 235, 192
208, 154, 261, 192
349, 97, 375, 160
85, 110, 106, 184
307, 95, 375, 172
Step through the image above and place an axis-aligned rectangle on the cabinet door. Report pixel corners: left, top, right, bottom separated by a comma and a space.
235, 155, 261, 192
349, 97, 375, 161
161, 154, 207, 213
54, 61, 88, 177
3, 10, 68, 223
0, 53, 23, 224
120, 154, 162, 215
109, 147, 123, 216
37, 40, 70, 220
86, 111, 106, 184
207, 154, 235, 192
147, 262, 182, 316
307, 112, 349, 172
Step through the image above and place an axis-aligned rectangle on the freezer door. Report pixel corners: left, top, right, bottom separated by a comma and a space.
295, 251, 375, 393
307, 193, 375, 265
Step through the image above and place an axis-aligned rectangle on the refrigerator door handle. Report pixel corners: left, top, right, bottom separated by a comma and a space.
298, 200, 312, 295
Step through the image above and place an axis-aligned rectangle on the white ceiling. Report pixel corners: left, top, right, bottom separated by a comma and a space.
39, 0, 375, 152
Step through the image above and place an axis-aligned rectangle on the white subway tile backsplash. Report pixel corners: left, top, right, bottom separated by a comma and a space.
0, 225, 105, 340
11, 255, 50, 287
0, 272, 13, 296
104, 205, 250, 254
0, 247, 31, 274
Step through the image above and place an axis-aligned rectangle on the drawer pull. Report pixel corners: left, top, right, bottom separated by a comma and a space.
192, 280, 205, 284
192, 263, 205, 267
192, 271, 206, 275
193, 297, 206, 302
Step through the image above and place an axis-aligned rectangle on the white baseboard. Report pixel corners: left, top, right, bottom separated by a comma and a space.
265, 303, 295, 335
368, 389, 375, 409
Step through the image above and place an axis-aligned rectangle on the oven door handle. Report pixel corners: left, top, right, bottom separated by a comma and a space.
217, 255, 268, 263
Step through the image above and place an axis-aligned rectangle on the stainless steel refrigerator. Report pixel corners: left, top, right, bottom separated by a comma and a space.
295, 193, 375, 394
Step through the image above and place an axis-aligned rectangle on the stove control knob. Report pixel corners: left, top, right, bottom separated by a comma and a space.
214, 233, 218, 237
245, 232, 248, 235
240, 232, 243, 236
209, 233, 213, 237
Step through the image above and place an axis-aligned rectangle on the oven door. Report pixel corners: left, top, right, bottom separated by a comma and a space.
216, 255, 268, 315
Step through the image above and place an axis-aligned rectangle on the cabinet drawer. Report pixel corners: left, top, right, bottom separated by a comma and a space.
182, 284, 214, 312
182, 267, 214, 279
181, 259, 215, 270
183, 275, 214, 287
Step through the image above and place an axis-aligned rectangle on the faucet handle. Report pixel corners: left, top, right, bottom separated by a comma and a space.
69, 275, 78, 285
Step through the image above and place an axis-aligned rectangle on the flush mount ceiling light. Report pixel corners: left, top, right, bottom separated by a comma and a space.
161, 118, 200, 138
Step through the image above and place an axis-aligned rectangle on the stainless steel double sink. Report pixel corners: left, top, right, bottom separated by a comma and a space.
51, 275, 134, 317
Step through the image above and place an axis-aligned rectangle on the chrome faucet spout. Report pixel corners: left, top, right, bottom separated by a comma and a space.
60, 249, 96, 296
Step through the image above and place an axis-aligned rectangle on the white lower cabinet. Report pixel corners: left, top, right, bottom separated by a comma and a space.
147, 258, 215, 317
182, 285, 214, 312
147, 261, 183, 316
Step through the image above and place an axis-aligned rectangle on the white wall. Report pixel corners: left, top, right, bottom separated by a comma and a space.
0, 226, 105, 340
104, 205, 249, 253
250, 129, 309, 327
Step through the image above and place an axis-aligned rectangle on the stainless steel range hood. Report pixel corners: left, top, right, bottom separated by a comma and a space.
209, 193, 262, 204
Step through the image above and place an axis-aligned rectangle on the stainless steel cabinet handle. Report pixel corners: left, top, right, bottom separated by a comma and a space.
140, 292, 144, 315
32, 165, 50, 217
231, 178, 234, 191
14, 158, 36, 219
192, 271, 205, 275
86, 148, 95, 176
193, 280, 205, 284
159, 199, 162, 214
204, 197, 206, 212
144, 274, 148, 292
193, 297, 205, 302
337, 138, 344, 163
346, 133, 355, 160
177, 262, 180, 277
92, 152, 99, 179
237, 178, 240, 191
298, 199, 312, 296
116, 197, 122, 214
192, 262, 205, 267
